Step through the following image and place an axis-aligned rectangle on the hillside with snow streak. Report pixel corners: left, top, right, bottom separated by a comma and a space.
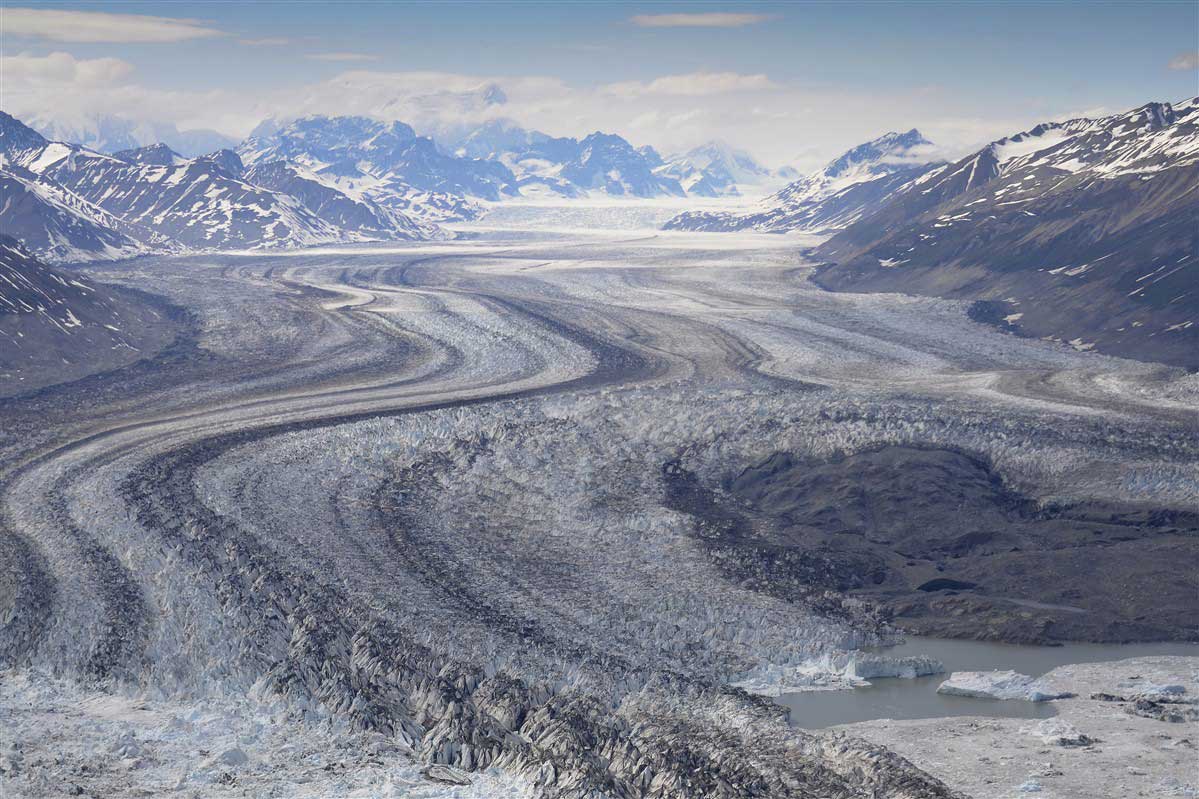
813, 99, 1199, 369
0, 235, 179, 394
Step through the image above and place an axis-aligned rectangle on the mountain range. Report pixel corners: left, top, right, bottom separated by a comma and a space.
240, 115, 518, 205
27, 113, 238, 158
7, 99, 1195, 369
655, 140, 797, 198
237, 115, 785, 203
446, 122, 791, 200
0, 112, 440, 263
667, 98, 1199, 369
439, 118, 786, 199
663, 129, 939, 231
2, 110, 786, 264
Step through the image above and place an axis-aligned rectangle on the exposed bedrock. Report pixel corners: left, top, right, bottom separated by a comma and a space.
706, 445, 1199, 644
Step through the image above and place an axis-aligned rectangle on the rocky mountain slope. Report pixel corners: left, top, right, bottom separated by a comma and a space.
28, 143, 348, 251
664, 129, 939, 231
0, 163, 154, 263
243, 159, 438, 240
813, 99, 1199, 369
0, 235, 179, 394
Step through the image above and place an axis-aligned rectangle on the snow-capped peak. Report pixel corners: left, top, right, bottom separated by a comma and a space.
112, 143, 186, 167
768, 129, 939, 210
821, 129, 933, 179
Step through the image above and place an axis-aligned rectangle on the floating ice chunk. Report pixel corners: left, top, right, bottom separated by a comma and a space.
834, 652, 944, 681
732, 664, 848, 696
937, 670, 1072, 702
735, 651, 944, 696
1135, 683, 1187, 699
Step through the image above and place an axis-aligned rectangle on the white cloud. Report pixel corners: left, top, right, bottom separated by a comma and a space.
1, 50, 238, 138
1049, 105, 1111, 123
629, 12, 774, 28
6, 59, 1093, 173
1168, 51, 1199, 70
277, 70, 1024, 168
307, 52, 379, 62
3, 7, 223, 43
1, 51, 134, 87
239, 37, 292, 46
553, 42, 612, 53
602, 72, 778, 97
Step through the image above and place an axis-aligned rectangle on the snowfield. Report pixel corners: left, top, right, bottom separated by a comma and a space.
1, 206, 1196, 797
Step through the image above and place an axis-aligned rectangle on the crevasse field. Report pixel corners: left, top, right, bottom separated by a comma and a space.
2, 204, 1196, 798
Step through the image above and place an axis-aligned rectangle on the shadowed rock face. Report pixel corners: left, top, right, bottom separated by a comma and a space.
0, 166, 152, 264
0, 235, 180, 396
710, 446, 1199, 644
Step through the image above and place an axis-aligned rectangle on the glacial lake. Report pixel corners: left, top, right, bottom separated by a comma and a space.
782, 637, 1199, 729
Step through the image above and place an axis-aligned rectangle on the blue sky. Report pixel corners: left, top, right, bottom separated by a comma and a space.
3, 1, 1197, 165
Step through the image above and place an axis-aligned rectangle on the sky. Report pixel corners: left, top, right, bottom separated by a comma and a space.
2, 1, 1198, 169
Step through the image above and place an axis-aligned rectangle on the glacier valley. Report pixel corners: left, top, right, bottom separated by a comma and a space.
1, 205, 1196, 799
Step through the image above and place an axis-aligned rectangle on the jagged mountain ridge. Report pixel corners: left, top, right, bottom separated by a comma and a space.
663, 129, 939, 231
441, 120, 776, 199
813, 98, 1199, 369
21, 142, 349, 251
653, 140, 787, 198
240, 115, 517, 204
446, 120, 586, 198
447, 120, 689, 198
16, 111, 789, 248
0, 112, 437, 262
556, 132, 684, 198
111, 143, 187, 167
